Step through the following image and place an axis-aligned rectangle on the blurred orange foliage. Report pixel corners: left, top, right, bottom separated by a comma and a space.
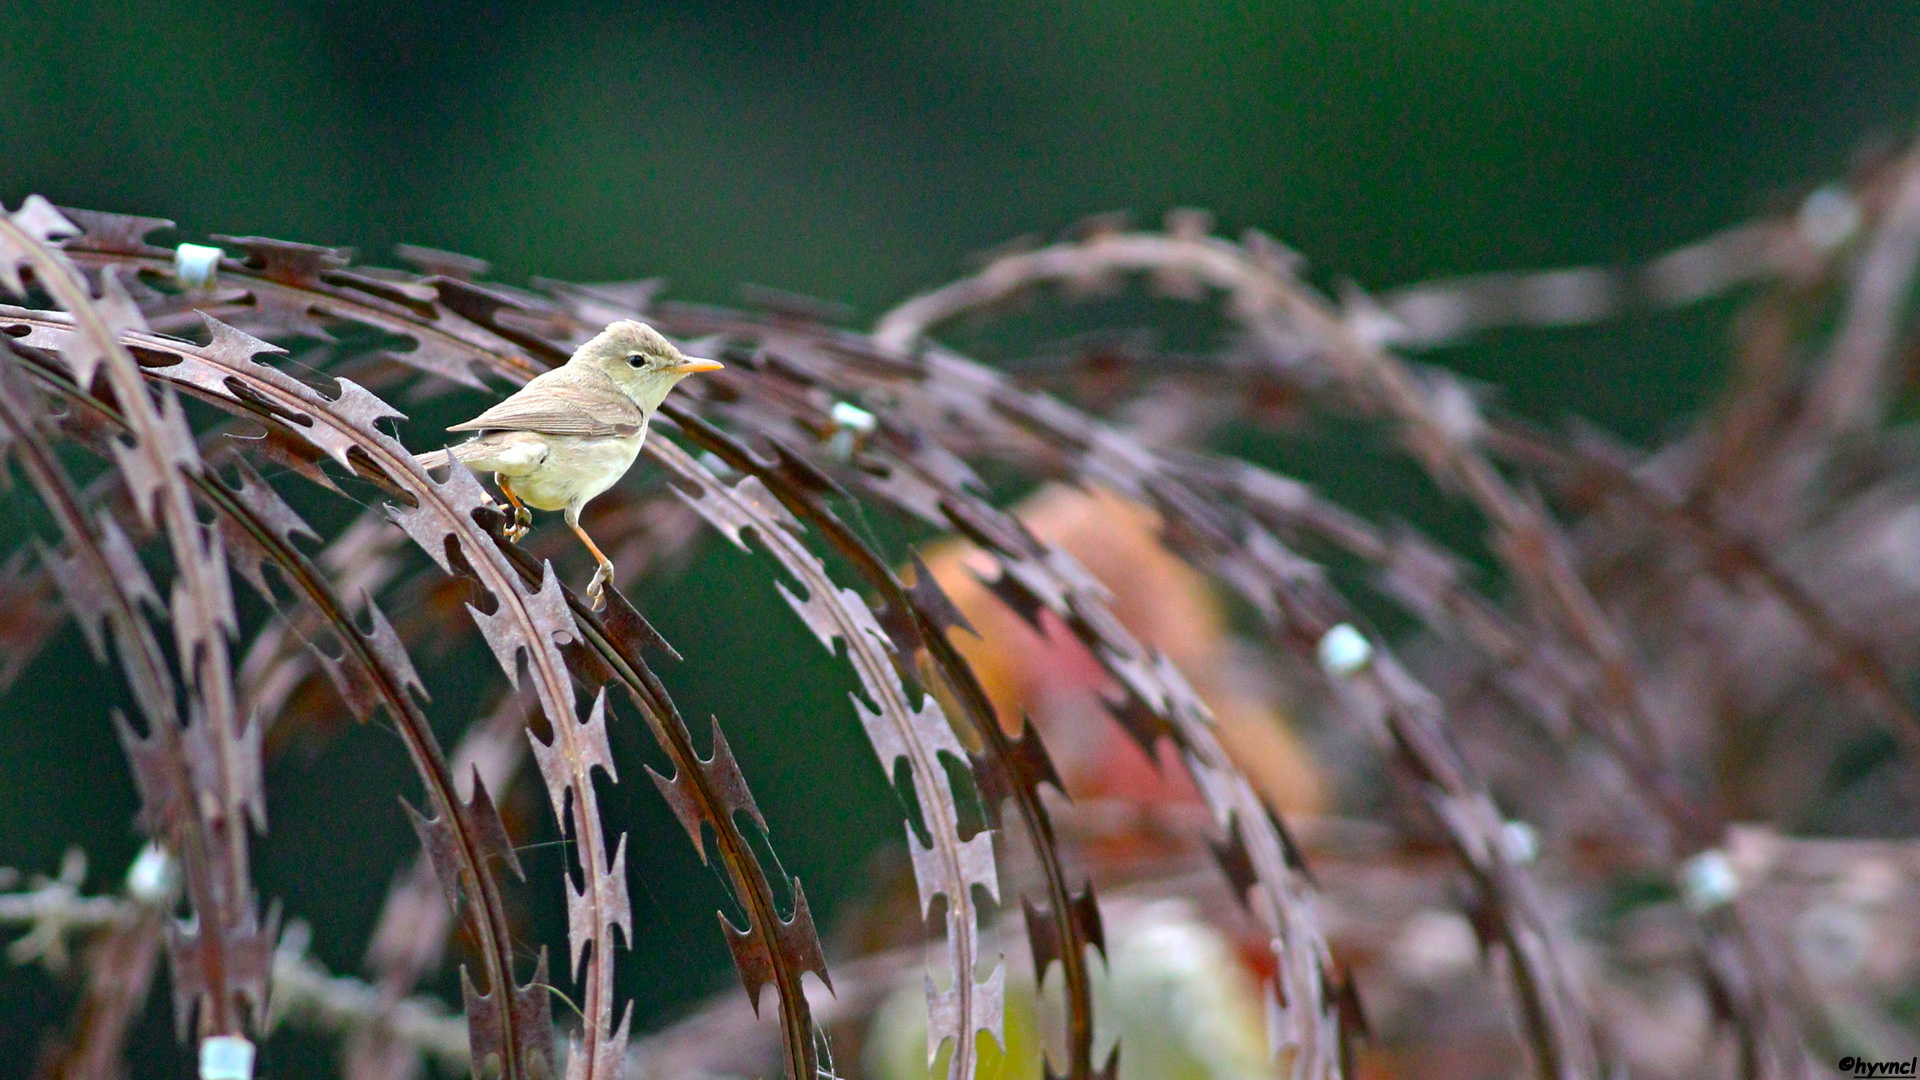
922, 484, 1323, 816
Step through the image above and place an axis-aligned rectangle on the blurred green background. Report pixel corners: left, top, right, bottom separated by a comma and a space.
2, 0, 1919, 1074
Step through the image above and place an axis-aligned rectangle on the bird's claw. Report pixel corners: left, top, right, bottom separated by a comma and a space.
586, 561, 613, 612
497, 506, 533, 542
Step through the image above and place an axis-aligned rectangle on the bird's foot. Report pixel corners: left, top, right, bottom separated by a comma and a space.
585, 560, 614, 611
502, 505, 533, 542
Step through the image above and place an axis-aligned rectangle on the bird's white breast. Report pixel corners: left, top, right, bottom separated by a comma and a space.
508, 427, 648, 512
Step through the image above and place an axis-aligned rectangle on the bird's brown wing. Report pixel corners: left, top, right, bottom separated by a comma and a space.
447, 365, 644, 438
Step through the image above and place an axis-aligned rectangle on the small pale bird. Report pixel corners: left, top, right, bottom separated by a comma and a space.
415, 320, 721, 608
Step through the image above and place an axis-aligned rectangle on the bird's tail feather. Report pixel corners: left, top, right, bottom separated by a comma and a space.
415, 447, 451, 471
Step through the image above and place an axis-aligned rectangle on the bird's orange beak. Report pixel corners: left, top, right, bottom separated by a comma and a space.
673, 357, 724, 375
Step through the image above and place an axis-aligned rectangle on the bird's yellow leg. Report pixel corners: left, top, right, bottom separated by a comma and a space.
565, 512, 617, 610
496, 476, 533, 541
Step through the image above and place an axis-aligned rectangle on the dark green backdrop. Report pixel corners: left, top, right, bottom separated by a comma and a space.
2, 1, 1918, 1074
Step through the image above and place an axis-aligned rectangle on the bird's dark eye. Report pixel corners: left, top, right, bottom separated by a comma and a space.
626, 354, 646, 369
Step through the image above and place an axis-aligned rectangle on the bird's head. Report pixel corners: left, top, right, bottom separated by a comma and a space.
573, 319, 723, 412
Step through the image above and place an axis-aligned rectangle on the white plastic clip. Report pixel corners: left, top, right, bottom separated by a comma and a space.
1498, 820, 1539, 865
1680, 849, 1739, 912
1797, 185, 1860, 252
829, 401, 877, 434
826, 401, 876, 461
1316, 623, 1373, 678
125, 843, 176, 905
174, 243, 224, 291
199, 1036, 255, 1080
